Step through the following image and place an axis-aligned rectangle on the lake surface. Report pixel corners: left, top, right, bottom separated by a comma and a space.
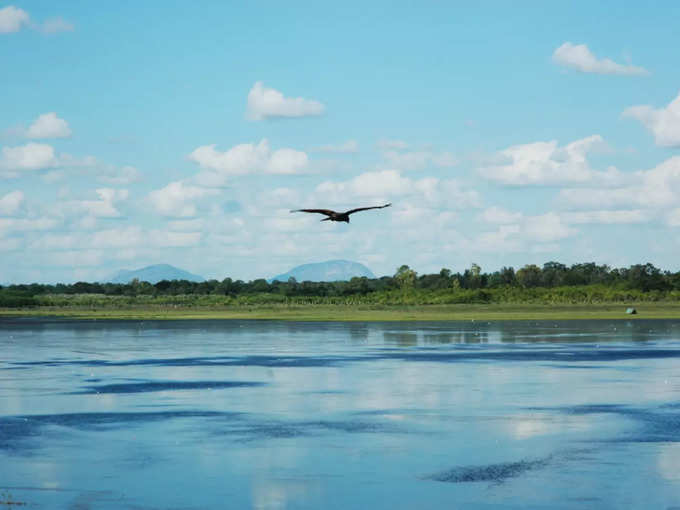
2, 318, 680, 509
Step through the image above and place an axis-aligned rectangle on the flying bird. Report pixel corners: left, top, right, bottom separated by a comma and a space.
290, 203, 391, 223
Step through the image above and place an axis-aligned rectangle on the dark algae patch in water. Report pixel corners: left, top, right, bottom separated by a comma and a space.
426, 457, 551, 484
0, 491, 26, 506
74, 380, 265, 394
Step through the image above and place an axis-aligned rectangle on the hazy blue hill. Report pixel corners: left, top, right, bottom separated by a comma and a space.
109, 264, 204, 284
270, 260, 375, 283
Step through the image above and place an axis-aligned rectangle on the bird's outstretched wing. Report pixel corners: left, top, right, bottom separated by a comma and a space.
290, 209, 336, 216
345, 203, 392, 215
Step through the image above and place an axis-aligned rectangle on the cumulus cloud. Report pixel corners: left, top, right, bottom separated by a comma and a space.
26, 112, 72, 139
391, 205, 459, 229
90, 226, 201, 249
667, 208, 680, 227
1, 142, 58, 177
473, 212, 577, 253
72, 188, 129, 218
0, 217, 59, 237
0, 190, 24, 216
51, 153, 142, 184
313, 140, 359, 153
256, 187, 302, 209
523, 213, 576, 242
560, 155, 680, 210
31, 225, 202, 257
0, 6, 73, 35
552, 42, 648, 76
246, 82, 325, 120
479, 206, 523, 224
478, 135, 620, 186
315, 170, 480, 208
561, 210, 651, 224
148, 181, 219, 218
623, 91, 680, 147
0, 5, 29, 33
481, 205, 649, 229
189, 139, 309, 186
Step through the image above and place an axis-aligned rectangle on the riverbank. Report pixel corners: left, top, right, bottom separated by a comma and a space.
2, 302, 680, 321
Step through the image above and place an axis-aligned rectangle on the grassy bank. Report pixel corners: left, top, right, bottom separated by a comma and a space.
2, 302, 679, 321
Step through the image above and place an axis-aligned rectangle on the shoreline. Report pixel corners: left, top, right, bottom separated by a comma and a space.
2, 303, 680, 321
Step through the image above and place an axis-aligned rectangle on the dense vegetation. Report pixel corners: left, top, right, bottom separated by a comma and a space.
2, 262, 680, 308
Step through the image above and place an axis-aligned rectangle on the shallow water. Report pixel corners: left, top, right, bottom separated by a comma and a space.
1, 318, 680, 509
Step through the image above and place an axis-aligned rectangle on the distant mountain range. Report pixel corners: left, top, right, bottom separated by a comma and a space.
109, 264, 204, 284
108, 260, 374, 285
270, 260, 375, 283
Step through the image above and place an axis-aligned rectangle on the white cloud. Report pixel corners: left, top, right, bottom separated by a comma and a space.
148, 180, 219, 217
48, 188, 129, 223
167, 218, 205, 232
31, 225, 202, 257
267, 148, 309, 174
0, 5, 29, 33
472, 212, 577, 253
39, 17, 74, 34
0, 237, 22, 252
552, 42, 648, 76
246, 81, 325, 120
314, 140, 359, 153
0, 190, 24, 216
150, 230, 202, 247
562, 209, 650, 224
75, 188, 129, 218
668, 208, 680, 227
316, 170, 411, 199
50, 249, 103, 267
264, 215, 317, 233
474, 224, 522, 253
29, 233, 79, 251
51, 153, 142, 184
0, 216, 59, 236
560, 155, 680, 210
189, 139, 309, 185
622, 91, 680, 147
523, 213, 576, 242
479, 206, 523, 224
391, 204, 459, 229
256, 187, 301, 209
1, 143, 58, 176
90, 226, 202, 249
482, 205, 648, 229
478, 135, 620, 186
315, 170, 480, 208
0, 7, 72, 35
26, 112, 72, 139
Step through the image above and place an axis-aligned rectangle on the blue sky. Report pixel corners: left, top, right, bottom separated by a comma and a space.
2, 1, 680, 283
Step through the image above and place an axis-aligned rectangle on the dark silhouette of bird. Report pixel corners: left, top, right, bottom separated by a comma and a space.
290, 203, 391, 223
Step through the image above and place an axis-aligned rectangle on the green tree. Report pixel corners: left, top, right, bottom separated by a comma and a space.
394, 265, 417, 289
542, 261, 567, 287
516, 264, 542, 288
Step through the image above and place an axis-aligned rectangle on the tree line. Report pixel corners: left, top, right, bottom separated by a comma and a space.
1, 261, 679, 307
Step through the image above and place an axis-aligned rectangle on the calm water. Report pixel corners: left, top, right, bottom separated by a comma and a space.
2, 318, 680, 509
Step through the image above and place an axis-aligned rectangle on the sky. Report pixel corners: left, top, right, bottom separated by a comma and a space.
1, 1, 680, 283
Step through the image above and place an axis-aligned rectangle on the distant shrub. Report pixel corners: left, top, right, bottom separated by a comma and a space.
0, 291, 37, 307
